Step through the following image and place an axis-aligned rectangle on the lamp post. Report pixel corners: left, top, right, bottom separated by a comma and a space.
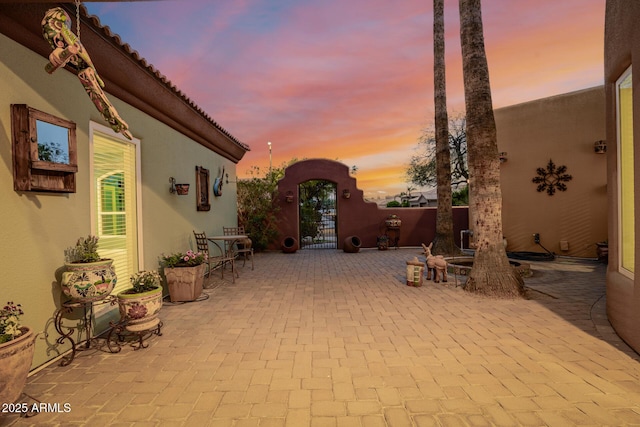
268, 141, 272, 171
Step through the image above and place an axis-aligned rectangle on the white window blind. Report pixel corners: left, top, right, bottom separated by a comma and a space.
92, 132, 139, 294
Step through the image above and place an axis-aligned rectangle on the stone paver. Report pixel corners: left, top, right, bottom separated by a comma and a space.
4, 249, 640, 426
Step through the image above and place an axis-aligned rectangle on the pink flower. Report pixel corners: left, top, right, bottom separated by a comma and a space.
127, 303, 147, 320
183, 256, 190, 262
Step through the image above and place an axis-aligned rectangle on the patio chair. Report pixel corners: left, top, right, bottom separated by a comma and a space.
193, 231, 236, 283
223, 226, 254, 270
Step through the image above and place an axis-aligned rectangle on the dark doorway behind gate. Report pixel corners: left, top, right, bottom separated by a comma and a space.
299, 180, 337, 249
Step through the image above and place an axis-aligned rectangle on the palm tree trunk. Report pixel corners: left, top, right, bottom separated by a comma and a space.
432, 0, 458, 256
459, 0, 523, 297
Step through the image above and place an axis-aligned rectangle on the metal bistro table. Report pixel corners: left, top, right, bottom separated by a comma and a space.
207, 234, 248, 280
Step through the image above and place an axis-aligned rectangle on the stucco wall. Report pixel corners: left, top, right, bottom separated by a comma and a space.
604, 0, 640, 354
0, 34, 238, 368
494, 87, 607, 257
276, 159, 469, 250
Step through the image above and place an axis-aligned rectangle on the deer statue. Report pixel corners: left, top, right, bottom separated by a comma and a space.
421, 242, 448, 283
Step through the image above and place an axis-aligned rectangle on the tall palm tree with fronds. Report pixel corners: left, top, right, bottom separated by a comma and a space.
459, 0, 523, 297
432, 0, 458, 256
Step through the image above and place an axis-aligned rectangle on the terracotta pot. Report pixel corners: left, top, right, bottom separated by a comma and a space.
164, 264, 205, 302
0, 327, 36, 405
343, 236, 361, 253
282, 237, 298, 253
117, 286, 163, 332
377, 236, 389, 251
596, 243, 608, 263
385, 216, 402, 229
175, 184, 189, 195
61, 259, 117, 303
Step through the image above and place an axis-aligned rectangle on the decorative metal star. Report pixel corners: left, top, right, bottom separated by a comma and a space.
532, 159, 572, 196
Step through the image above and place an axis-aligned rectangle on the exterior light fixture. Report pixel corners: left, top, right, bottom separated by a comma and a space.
169, 177, 189, 195
285, 190, 294, 203
499, 152, 507, 162
594, 140, 606, 154
342, 189, 351, 199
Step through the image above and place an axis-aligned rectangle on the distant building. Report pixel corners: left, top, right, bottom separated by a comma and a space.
378, 190, 437, 208
404, 190, 437, 207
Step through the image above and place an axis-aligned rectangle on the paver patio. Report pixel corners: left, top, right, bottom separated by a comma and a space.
4, 248, 640, 426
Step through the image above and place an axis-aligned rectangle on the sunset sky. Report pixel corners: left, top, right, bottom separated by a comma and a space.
86, 0, 605, 199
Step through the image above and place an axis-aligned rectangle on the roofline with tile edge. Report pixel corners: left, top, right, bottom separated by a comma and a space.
0, 3, 249, 163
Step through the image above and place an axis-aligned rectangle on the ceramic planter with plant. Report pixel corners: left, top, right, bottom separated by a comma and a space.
61, 235, 117, 302
377, 235, 389, 251
117, 271, 163, 332
0, 302, 36, 405
162, 251, 205, 302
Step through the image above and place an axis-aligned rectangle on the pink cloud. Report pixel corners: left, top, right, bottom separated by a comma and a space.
87, 0, 604, 196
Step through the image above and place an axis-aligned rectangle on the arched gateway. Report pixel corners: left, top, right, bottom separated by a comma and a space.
275, 159, 469, 251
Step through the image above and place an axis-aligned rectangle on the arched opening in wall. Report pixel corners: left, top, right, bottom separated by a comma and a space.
299, 180, 337, 249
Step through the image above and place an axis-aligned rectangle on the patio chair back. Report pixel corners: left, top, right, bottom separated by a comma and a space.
222, 226, 254, 270
193, 230, 236, 282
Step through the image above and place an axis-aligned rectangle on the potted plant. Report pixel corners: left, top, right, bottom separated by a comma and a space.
596, 240, 608, 263
161, 250, 206, 302
61, 235, 117, 302
117, 271, 163, 332
0, 302, 37, 405
377, 235, 389, 250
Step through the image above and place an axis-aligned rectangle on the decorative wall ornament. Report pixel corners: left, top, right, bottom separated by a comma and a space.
42, 7, 132, 140
532, 159, 572, 196
285, 191, 294, 203
195, 166, 210, 211
169, 177, 189, 195
213, 166, 225, 197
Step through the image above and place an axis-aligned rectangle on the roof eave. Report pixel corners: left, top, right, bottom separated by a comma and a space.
0, 3, 249, 163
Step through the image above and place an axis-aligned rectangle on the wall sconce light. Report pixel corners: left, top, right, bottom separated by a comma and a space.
285, 190, 294, 203
169, 177, 189, 195
342, 189, 351, 199
594, 140, 606, 154
499, 152, 508, 163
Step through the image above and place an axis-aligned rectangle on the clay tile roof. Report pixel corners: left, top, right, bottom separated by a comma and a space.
83, 6, 249, 151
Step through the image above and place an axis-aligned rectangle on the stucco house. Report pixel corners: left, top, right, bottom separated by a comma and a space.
405, 190, 437, 208
0, 3, 248, 368
495, 86, 607, 257
604, 0, 640, 355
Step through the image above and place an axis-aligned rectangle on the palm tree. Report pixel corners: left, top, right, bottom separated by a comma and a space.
406, 186, 416, 198
432, 0, 458, 256
459, 0, 523, 297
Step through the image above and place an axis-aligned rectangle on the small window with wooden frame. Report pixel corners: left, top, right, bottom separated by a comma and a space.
11, 104, 78, 193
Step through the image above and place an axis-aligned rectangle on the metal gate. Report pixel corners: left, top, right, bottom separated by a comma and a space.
299, 180, 337, 249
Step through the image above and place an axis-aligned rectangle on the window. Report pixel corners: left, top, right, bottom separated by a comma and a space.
617, 67, 634, 277
90, 123, 142, 296
99, 172, 126, 236
11, 104, 77, 192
